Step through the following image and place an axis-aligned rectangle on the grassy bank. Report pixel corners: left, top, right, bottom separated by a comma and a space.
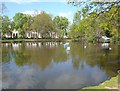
79, 75, 119, 91
1, 38, 114, 43
1, 38, 73, 43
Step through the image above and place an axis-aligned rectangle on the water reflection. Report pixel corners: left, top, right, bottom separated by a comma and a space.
2, 42, 120, 89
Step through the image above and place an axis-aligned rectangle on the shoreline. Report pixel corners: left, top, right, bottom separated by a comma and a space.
81, 75, 119, 90
1, 38, 73, 43
1, 38, 115, 43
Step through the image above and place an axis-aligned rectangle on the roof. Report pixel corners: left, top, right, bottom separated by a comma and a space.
102, 36, 110, 40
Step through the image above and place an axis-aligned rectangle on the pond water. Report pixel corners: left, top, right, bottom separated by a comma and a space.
2, 42, 120, 89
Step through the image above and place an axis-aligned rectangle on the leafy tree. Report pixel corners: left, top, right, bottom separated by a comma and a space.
2, 15, 11, 35
73, 10, 81, 24
68, 1, 120, 42
13, 13, 29, 37
53, 16, 69, 38
31, 11, 54, 38
68, 24, 78, 38
68, 1, 119, 16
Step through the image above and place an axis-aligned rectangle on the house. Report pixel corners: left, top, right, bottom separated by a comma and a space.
49, 32, 59, 38
4, 33, 11, 38
63, 35, 68, 38
99, 36, 110, 43
26, 31, 60, 39
102, 36, 110, 40
26, 31, 41, 38
12, 29, 19, 38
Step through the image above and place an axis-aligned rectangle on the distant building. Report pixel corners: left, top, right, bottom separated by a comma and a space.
63, 35, 68, 38
50, 32, 59, 38
99, 36, 110, 43
12, 29, 19, 38
5, 33, 11, 38
26, 31, 41, 38
101, 36, 110, 40
26, 31, 59, 39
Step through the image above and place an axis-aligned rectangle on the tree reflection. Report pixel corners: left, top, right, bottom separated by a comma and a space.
2, 42, 120, 76
69, 43, 120, 76
53, 44, 68, 63
69, 42, 88, 70
2, 43, 11, 63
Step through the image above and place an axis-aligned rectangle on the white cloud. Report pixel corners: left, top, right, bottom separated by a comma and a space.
21, 10, 42, 16
58, 11, 73, 23
59, 12, 72, 18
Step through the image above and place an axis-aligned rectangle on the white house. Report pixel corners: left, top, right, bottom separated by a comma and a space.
26, 31, 59, 38
12, 29, 19, 38
5, 33, 11, 38
26, 31, 42, 38
63, 35, 68, 38
102, 36, 110, 40
50, 32, 59, 38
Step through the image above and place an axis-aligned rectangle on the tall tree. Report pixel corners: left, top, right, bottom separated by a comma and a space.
13, 13, 29, 37
73, 10, 81, 24
68, 1, 120, 42
31, 11, 54, 38
53, 16, 69, 37
0, 3, 7, 14
2, 15, 11, 35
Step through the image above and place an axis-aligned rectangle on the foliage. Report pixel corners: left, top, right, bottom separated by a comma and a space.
53, 16, 69, 37
2, 15, 11, 35
2, 10, 70, 39
31, 12, 54, 38
68, 1, 120, 42
2, 2, 120, 41
13, 13, 30, 37
73, 10, 81, 24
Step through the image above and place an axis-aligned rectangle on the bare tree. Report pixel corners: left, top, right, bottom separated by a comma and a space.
0, 2, 7, 16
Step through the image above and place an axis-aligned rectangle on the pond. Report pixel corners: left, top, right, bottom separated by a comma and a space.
2, 42, 120, 89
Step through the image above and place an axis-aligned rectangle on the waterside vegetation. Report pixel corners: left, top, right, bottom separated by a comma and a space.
1, 1, 120, 43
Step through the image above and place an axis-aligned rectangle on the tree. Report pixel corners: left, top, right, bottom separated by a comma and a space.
22, 15, 33, 33
68, 23, 78, 38
68, 1, 120, 42
53, 16, 69, 37
2, 15, 11, 35
0, 3, 7, 14
68, 1, 119, 16
31, 11, 54, 38
13, 13, 29, 37
73, 10, 81, 24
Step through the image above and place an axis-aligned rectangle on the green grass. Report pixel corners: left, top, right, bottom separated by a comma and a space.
1, 38, 72, 43
79, 75, 119, 91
